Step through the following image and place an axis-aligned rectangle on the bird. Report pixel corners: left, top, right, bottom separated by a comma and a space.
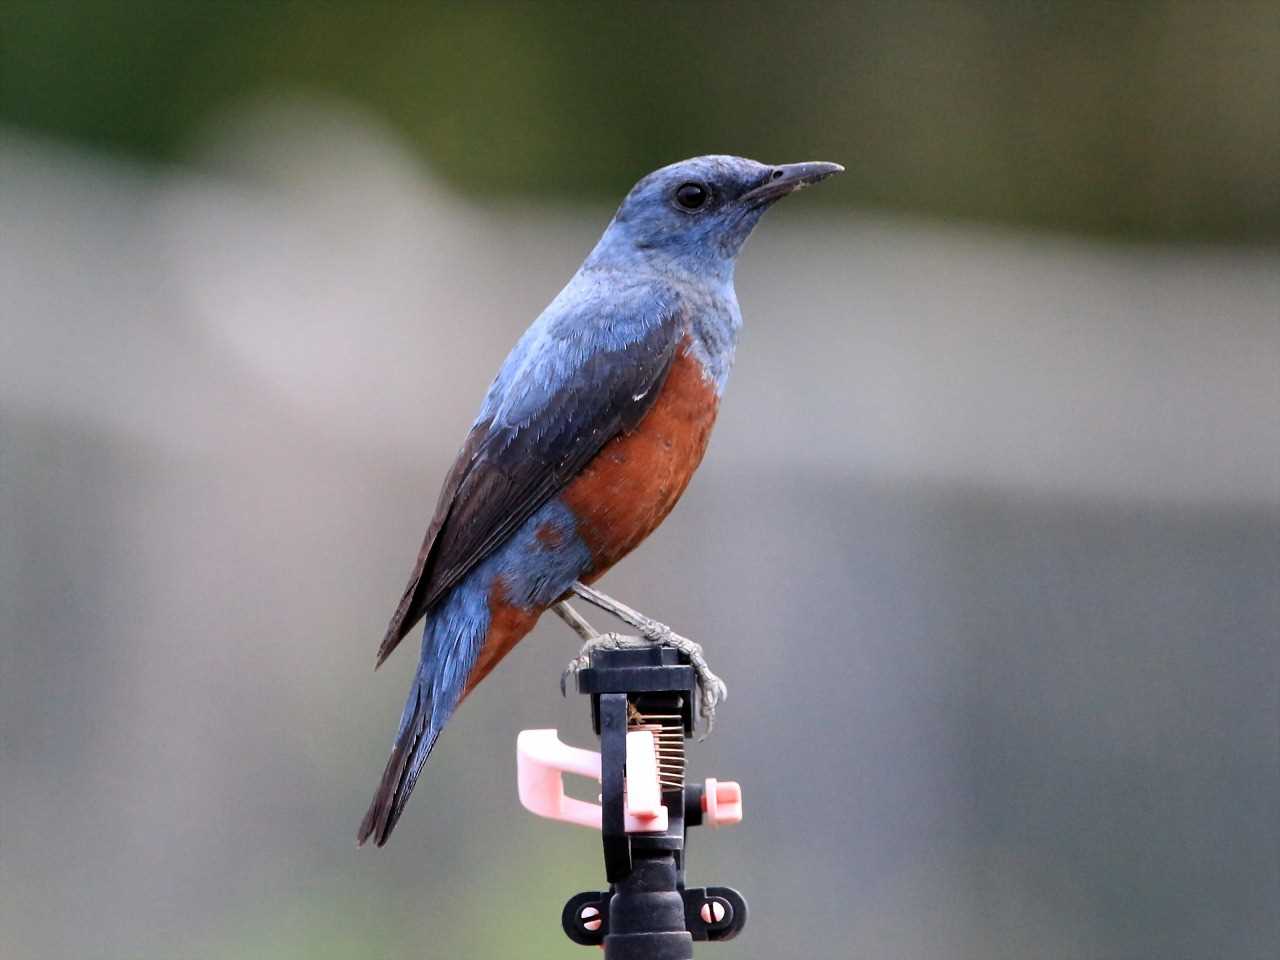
358, 155, 842, 846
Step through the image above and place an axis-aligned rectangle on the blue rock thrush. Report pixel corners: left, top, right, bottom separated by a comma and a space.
359, 155, 842, 846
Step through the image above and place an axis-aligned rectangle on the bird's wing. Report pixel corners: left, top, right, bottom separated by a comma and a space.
376, 280, 685, 666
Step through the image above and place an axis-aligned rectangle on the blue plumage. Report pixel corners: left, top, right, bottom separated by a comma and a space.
477, 274, 683, 430
359, 155, 842, 845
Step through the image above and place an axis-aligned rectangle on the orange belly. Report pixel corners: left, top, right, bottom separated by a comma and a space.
461, 341, 719, 698
561, 340, 720, 575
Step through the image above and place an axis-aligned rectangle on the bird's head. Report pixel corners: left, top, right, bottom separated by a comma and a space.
588, 155, 843, 283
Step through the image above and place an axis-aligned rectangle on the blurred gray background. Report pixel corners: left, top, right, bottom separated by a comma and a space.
2, 4, 1278, 959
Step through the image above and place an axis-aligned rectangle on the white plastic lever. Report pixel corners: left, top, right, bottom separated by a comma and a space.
517, 729, 602, 829
516, 728, 669, 833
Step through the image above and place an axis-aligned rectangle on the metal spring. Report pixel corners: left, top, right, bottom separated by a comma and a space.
627, 704, 686, 791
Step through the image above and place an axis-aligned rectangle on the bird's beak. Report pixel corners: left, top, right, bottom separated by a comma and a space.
740, 161, 844, 205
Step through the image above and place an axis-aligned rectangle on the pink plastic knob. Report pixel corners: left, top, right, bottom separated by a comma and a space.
701, 778, 743, 827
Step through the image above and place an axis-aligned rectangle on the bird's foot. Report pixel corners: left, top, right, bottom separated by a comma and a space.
554, 587, 728, 736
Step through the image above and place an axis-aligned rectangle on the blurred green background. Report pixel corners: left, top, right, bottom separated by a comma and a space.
3, 0, 1279, 239
1, 3, 1277, 960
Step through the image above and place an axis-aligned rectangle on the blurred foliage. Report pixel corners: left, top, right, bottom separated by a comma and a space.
1, 0, 1278, 240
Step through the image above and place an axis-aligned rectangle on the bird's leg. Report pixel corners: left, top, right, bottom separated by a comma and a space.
556, 581, 727, 736
554, 599, 603, 696
551, 599, 600, 643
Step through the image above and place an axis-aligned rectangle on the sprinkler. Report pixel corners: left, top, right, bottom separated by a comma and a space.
517, 645, 748, 958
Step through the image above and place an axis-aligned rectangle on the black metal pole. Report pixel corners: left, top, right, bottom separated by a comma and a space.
604, 850, 693, 960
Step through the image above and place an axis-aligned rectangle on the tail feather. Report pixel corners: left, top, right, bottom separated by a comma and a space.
359, 575, 502, 846
357, 676, 441, 847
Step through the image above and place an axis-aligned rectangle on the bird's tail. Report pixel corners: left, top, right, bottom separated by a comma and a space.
357, 667, 442, 847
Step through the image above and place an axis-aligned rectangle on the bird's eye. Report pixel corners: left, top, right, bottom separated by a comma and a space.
674, 182, 709, 210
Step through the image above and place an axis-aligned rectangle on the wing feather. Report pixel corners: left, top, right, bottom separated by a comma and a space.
375, 290, 684, 666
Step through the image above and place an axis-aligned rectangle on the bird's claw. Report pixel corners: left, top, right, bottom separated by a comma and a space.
560, 650, 592, 697
660, 630, 728, 739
